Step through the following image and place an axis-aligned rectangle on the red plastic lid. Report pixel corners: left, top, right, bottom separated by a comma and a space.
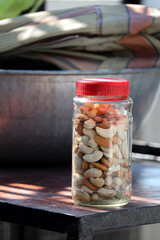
76, 78, 130, 97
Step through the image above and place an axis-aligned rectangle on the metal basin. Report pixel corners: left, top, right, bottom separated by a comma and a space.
0, 69, 159, 165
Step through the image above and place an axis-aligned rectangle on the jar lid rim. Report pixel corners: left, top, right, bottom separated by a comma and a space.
76, 78, 130, 97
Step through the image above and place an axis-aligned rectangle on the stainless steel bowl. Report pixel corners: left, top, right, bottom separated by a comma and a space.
0, 69, 159, 165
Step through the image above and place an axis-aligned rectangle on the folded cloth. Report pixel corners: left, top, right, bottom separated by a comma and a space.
0, 4, 160, 70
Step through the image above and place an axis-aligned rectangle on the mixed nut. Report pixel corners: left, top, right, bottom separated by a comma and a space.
72, 102, 131, 205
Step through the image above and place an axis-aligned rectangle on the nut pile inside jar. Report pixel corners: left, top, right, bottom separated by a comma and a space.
72, 102, 131, 205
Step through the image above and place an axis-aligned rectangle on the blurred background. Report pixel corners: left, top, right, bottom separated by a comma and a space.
46, 0, 159, 10
0, 0, 160, 240
45, 0, 160, 143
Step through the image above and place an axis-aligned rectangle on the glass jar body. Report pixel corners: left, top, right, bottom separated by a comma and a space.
72, 95, 133, 207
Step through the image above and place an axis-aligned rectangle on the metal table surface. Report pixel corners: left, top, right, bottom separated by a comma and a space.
0, 161, 160, 240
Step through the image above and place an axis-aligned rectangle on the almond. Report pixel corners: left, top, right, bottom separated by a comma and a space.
101, 157, 111, 168
115, 169, 124, 178
77, 149, 84, 158
101, 173, 106, 179
74, 145, 79, 153
79, 105, 91, 113
121, 162, 128, 168
86, 109, 97, 117
97, 118, 110, 129
82, 179, 98, 191
84, 102, 94, 108
97, 123, 109, 129
98, 103, 110, 108
112, 136, 121, 145
93, 116, 103, 123
92, 162, 107, 171
114, 109, 121, 119
75, 122, 83, 136
105, 105, 116, 115
76, 114, 89, 122
105, 115, 117, 125
82, 161, 89, 171
94, 135, 112, 148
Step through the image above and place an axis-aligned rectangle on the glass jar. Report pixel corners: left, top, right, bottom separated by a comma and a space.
72, 78, 133, 207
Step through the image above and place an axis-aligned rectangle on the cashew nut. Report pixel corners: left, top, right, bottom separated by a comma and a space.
92, 193, 102, 202
81, 135, 89, 145
96, 125, 117, 138
75, 136, 81, 144
90, 178, 105, 188
83, 150, 103, 163
73, 174, 85, 188
101, 144, 118, 154
120, 141, 129, 160
73, 155, 82, 174
108, 164, 120, 172
117, 123, 126, 141
88, 139, 98, 148
110, 157, 119, 165
84, 168, 102, 178
81, 135, 98, 148
84, 119, 96, 129
114, 177, 124, 187
115, 147, 122, 159
81, 185, 93, 194
105, 175, 113, 186
115, 180, 127, 192
98, 188, 116, 198
74, 191, 91, 203
105, 170, 113, 176
79, 142, 98, 154
103, 151, 113, 159
116, 191, 124, 199
120, 181, 127, 191
83, 128, 96, 139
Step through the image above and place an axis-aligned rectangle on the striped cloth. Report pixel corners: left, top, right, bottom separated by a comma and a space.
0, 4, 160, 70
